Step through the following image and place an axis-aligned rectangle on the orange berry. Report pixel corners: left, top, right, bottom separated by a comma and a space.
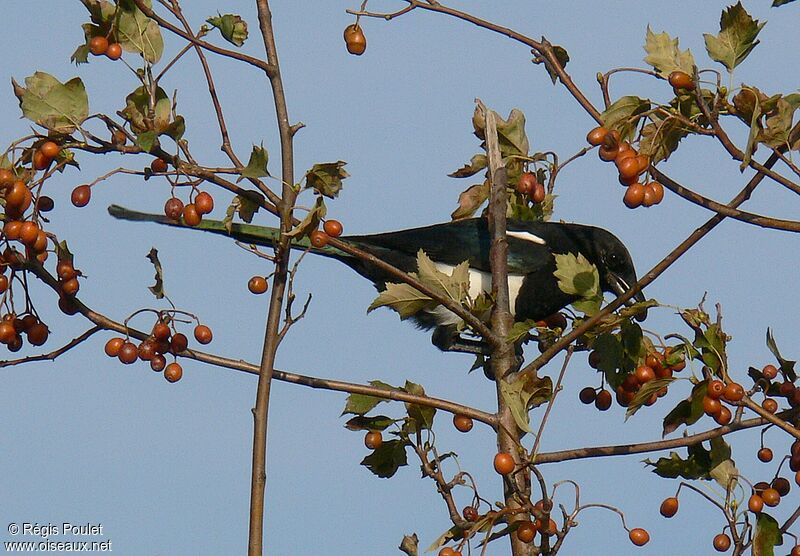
106, 43, 123, 60
248, 276, 268, 294
629, 528, 650, 546
660, 497, 678, 518
323, 219, 343, 238
707, 380, 725, 399
623, 183, 645, 209
516, 521, 536, 543
713, 533, 731, 552
452, 414, 473, 432
39, 141, 60, 159
343, 24, 367, 55
89, 36, 109, 56
586, 126, 608, 146
310, 230, 329, 248
722, 382, 745, 403
668, 71, 694, 90
364, 431, 382, 450
493, 452, 515, 475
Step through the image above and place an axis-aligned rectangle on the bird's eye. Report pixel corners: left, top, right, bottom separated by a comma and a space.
607, 252, 622, 268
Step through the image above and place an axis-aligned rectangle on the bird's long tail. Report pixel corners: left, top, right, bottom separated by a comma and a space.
107, 204, 347, 258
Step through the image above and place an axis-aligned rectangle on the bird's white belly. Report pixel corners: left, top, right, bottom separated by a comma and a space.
425, 265, 524, 326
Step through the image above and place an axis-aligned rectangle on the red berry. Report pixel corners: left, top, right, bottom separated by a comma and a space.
71, 185, 91, 207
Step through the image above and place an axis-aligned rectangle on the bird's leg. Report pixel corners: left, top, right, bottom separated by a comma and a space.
431, 325, 490, 355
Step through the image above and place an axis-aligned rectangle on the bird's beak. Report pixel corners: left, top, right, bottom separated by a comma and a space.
606, 271, 646, 306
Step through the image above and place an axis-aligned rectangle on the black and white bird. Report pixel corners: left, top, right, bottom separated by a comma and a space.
108, 205, 645, 352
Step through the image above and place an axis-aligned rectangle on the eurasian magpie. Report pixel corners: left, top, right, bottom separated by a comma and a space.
108, 205, 644, 352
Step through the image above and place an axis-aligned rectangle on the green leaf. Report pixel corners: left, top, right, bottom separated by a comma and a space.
542, 45, 570, 85
646, 442, 712, 480
643, 27, 695, 76
600, 96, 651, 142
403, 381, 435, 430
506, 319, 539, 344
368, 281, 437, 319
206, 13, 248, 47
222, 192, 264, 233
303, 161, 348, 198
625, 378, 674, 418
553, 253, 599, 297
145, 247, 166, 299
360, 439, 408, 478
449, 154, 487, 178
117, 0, 164, 63
344, 415, 395, 431
753, 513, 782, 556
134, 130, 157, 153
285, 196, 326, 239
663, 381, 707, 436
703, 2, 765, 72
766, 328, 797, 381
499, 373, 553, 433
451, 181, 489, 220
342, 380, 394, 415
13, 73, 89, 134
239, 144, 270, 181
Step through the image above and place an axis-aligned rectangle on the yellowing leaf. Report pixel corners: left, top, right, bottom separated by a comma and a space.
285, 196, 326, 238
369, 251, 471, 320
703, 2, 765, 72
451, 181, 489, 220
643, 27, 695, 76
416, 250, 470, 305
13, 72, 89, 133
449, 154, 487, 178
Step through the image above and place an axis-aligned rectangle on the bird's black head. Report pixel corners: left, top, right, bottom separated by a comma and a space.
560, 224, 645, 306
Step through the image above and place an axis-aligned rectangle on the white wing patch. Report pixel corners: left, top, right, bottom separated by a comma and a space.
425, 264, 525, 326
507, 230, 546, 245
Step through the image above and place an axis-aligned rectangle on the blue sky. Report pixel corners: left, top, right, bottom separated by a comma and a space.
1, 1, 799, 555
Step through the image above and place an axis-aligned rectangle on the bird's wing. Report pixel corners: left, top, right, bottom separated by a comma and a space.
345, 218, 554, 275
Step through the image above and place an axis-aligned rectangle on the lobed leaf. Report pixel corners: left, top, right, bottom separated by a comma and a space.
703, 2, 765, 72
643, 27, 695, 76
14, 73, 89, 134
